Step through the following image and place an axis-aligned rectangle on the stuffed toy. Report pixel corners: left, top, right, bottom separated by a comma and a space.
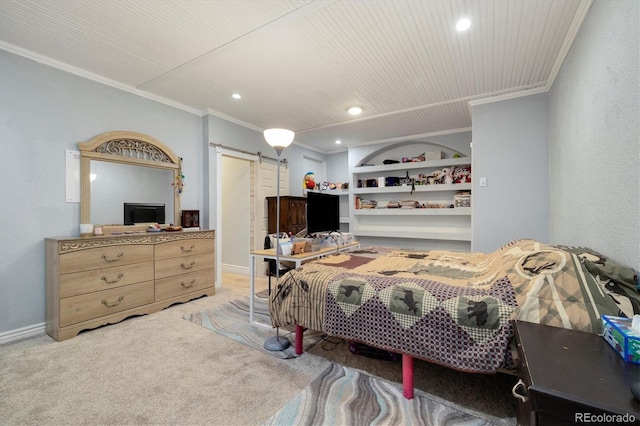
453, 166, 471, 184
441, 167, 454, 184
429, 170, 442, 184
303, 172, 316, 190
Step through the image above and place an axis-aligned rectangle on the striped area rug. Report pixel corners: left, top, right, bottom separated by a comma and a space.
183, 294, 322, 359
263, 363, 494, 425
185, 294, 513, 425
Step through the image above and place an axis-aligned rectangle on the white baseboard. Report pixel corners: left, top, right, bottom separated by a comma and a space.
1, 266, 264, 344
0, 322, 46, 345
221, 264, 249, 276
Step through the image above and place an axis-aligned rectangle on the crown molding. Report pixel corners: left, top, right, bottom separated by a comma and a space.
202, 108, 262, 132
545, 0, 593, 91
467, 86, 549, 107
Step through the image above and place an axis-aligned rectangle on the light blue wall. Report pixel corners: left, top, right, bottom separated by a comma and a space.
284, 145, 327, 197
549, 0, 639, 271
0, 51, 327, 336
326, 151, 349, 184
471, 94, 550, 252
0, 50, 204, 334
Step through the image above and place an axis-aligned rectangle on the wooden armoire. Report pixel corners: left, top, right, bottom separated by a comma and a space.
266, 196, 307, 235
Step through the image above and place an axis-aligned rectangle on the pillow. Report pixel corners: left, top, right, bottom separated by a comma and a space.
559, 245, 639, 294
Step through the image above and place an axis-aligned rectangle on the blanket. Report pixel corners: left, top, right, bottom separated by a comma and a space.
269, 239, 620, 373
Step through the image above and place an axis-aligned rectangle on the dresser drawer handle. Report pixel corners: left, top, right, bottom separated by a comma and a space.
181, 261, 196, 270
102, 252, 124, 262
101, 273, 124, 284
101, 295, 124, 307
181, 279, 196, 289
511, 379, 529, 403
181, 245, 195, 253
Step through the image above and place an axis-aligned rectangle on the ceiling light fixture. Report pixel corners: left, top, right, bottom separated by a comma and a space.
232, 93, 242, 99
335, 140, 341, 145
455, 18, 471, 32
348, 106, 363, 115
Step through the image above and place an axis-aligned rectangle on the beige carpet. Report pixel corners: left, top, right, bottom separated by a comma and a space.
0, 274, 331, 425
1, 273, 517, 425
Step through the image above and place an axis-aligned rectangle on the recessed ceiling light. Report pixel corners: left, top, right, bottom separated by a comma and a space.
455, 18, 471, 32
348, 106, 363, 115
335, 140, 342, 144
232, 93, 242, 99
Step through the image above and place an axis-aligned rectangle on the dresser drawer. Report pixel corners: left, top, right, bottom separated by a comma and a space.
155, 238, 213, 260
155, 268, 214, 301
155, 252, 215, 279
59, 281, 154, 327
60, 244, 153, 274
59, 262, 154, 298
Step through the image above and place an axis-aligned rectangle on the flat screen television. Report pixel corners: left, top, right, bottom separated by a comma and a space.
124, 203, 166, 225
306, 191, 339, 234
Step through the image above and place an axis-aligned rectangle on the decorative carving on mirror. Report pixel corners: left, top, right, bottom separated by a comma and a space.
94, 138, 173, 163
78, 131, 182, 228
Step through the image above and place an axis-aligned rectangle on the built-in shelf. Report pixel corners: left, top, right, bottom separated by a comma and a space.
306, 189, 349, 195
353, 207, 471, 216
352, 228, 472, 241
353, 157, 470, 174
352, 183, 471, 195
351, 155, 471, 244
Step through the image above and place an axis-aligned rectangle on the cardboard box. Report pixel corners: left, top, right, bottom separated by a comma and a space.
454, 191, 471, 208
424, 151, 444, 160
291, 239, 312, 254
601, 315, 640, 364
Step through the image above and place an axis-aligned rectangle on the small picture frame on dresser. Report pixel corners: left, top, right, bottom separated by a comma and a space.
181, 210, 199, 228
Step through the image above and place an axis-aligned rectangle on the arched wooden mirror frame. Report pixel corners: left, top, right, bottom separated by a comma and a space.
79, 131, 181, 227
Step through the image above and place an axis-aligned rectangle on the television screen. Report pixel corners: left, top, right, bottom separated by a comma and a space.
306, 191, 339, 234
124, 203, 166, 225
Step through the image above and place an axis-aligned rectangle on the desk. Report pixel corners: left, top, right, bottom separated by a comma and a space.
248, 242, 360, 326
512, 320, 640, 425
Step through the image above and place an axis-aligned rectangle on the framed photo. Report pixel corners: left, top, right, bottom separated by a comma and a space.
181, 210, 199, 228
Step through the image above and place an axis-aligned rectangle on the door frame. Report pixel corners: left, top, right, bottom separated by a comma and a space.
214, 146, 259, 286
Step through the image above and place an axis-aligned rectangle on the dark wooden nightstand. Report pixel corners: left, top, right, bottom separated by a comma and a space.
512, 320, 640, 425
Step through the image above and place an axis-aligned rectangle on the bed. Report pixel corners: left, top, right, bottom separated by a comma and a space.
268, 239, 637, 398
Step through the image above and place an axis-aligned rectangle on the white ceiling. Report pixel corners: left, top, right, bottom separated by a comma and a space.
0, 0, 591, 153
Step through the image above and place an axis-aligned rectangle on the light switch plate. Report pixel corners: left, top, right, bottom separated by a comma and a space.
480, 177, 487, 187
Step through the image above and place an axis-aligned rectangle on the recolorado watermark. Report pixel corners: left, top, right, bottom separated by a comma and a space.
575, 412, 636, 423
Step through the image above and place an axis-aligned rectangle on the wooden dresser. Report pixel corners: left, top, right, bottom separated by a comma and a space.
46, 230, 215, 341
267, 196, 307, 235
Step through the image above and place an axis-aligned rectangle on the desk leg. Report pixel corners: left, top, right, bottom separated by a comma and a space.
249, 254, 255, 324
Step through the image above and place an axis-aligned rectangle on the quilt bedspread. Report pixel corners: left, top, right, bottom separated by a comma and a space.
268, 239, 619, 373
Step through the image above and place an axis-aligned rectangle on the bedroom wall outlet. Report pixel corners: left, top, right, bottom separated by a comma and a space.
480, 177, 487, 187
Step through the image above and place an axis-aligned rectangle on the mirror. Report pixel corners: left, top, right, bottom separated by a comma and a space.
90, 161, 175, 225
79, 131, 181, 228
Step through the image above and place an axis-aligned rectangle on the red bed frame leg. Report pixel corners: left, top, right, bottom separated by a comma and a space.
295, 325, 303, 355
402, 354, 414, 399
